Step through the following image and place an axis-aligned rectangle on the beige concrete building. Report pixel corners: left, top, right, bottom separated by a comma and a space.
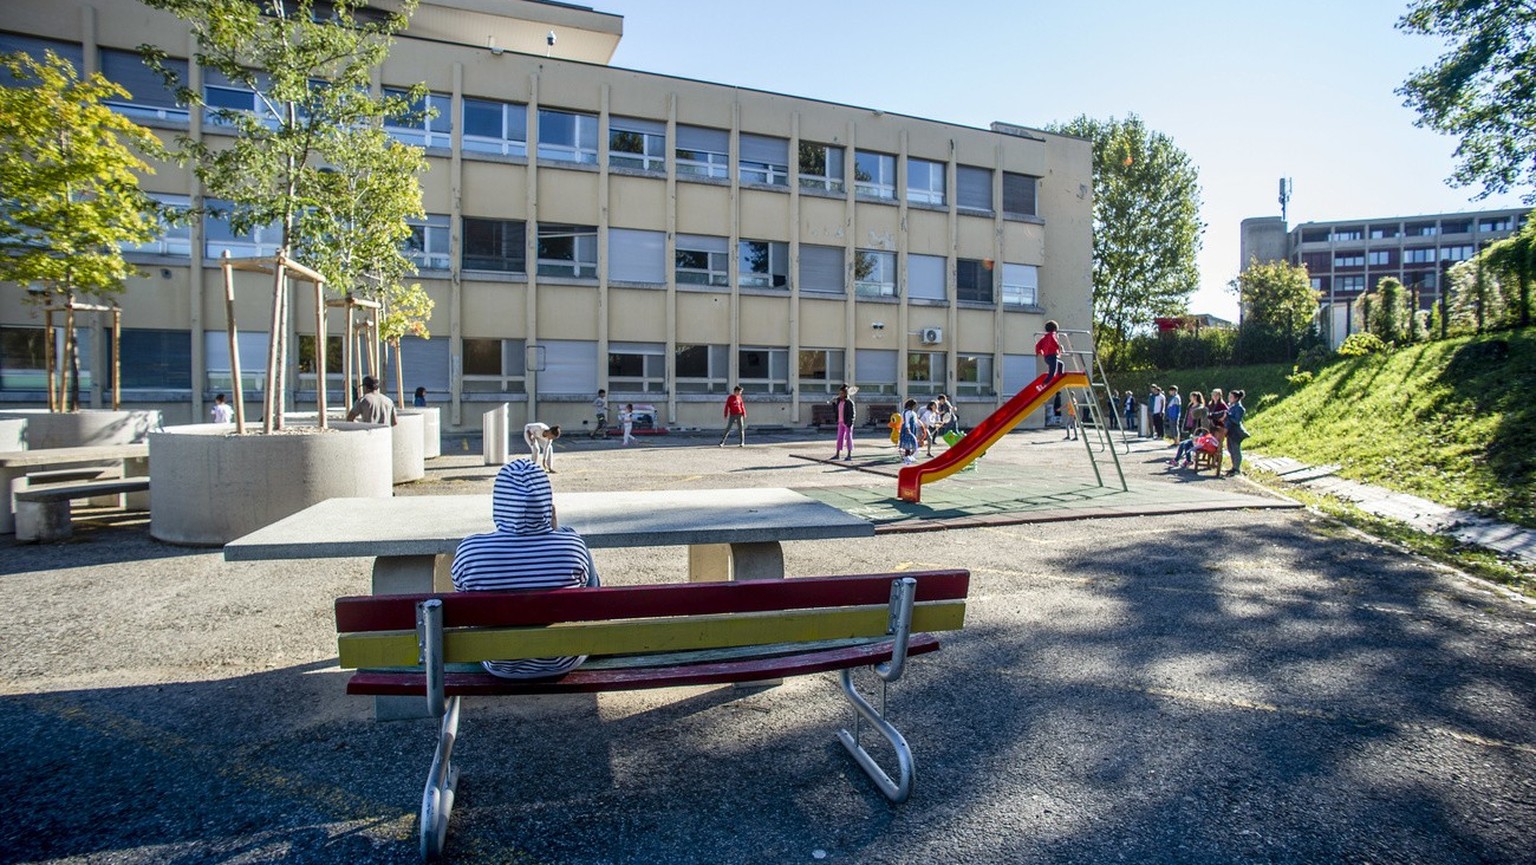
0, 0, 1093, 432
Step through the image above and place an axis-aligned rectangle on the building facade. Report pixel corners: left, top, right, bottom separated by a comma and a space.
1240, 208, 1529, 346
0, 0, 1093, 431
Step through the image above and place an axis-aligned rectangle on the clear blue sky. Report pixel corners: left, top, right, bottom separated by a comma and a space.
594, 0, 1530, 320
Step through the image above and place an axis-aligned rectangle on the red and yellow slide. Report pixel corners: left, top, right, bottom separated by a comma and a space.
897, 372, 1089, 503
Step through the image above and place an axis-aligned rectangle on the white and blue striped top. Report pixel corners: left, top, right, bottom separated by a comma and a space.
450, 458, 598, 679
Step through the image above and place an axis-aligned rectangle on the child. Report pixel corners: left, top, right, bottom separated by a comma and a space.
523, 422, 561, 472
621, 403, 636, 446
210, 392, 234, 424
1063, 397, 1078, 441
898, 399, 921, 465
1035, 320, 1064, 379
831, 385, 856, 460
1170, 428, 1218, 469
920, 400, 941, 456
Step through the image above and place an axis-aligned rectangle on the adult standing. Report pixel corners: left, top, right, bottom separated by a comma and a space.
590, 389, 609, 439
831, 385, 856, 461
919, 400, 941, 457
1164, 386, 1182, 443
523, 422, 561, 472
1206, 388, 1229, 473
935, 393, 960, 437
1222, 389, 1249, 478
719, 385, 747, 447
1184, 391, 1208, 443
1148, 385, 1165, 439
1122, 390, 1138, 433
345, 375, 397, 426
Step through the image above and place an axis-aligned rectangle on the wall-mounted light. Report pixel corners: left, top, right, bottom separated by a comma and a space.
871, 321, 885, 330
546, 30, 556, 57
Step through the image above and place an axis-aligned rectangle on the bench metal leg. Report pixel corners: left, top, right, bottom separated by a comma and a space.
837, 671, 915, 803
420, 695, 461, 861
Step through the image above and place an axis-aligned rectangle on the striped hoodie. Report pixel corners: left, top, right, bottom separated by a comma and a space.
450, 458, 598, 678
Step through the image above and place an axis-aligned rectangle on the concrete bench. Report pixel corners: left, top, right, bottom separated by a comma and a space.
336, 569, 970, 861
14, 477, 151, 542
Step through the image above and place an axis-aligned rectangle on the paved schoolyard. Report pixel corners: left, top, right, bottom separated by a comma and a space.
1, 428, 1533, 864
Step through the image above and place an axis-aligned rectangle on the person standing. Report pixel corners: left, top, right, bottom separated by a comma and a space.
1148, 385, 1165, 439
1062, 396, 1079, 441
1184, 391, 1208, 443
590, 389, 609, 439
1035, 320, 1064, 379
832, 385, 856, 461
523, 422, 561, 472
621, 403, 637, 446
412, 386, 428, 408
345, 375, 398, 426
210, 393, 234, 424
920, 400, 941, 456
1206, 388, 1229, 474
898, 398, 921, 465
935, 393, 960, 438
1222, 389, 1249, 477
1164, 386, 1182, 443
719, 385, 747, 447
1122, 390, 1138, 433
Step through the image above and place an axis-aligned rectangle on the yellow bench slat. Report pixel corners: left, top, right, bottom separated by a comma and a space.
337, 600, 967, 669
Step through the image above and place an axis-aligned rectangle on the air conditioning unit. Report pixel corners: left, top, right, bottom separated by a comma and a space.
919, 326, 943, 345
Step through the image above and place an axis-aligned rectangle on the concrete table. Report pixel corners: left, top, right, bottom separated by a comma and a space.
0, 444, 150, 534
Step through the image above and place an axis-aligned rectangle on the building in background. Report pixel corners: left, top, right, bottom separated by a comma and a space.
1241, 208, 1529, 347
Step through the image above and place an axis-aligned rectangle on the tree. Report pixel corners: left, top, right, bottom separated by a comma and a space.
1231, 258, 1319, 333
142, 0, 424, 431
1397, 0, 1536, 202
1046, 115, 1203, 355
1479, 212, 1536, 326
0, 50, 163, 410
1364, 276, 1412, 344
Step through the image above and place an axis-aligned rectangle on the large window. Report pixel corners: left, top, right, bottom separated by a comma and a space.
536, 223, 598, 278
204, 199, 281, 259
460, 337, 526, 394
1001, 263, 1038, 307
854, 150, 896, 200
461, 217, 526, 273
955, 354, 995, 397
675, 343, 730, 393
854, 249, 896, 297
908, 254, 946, 302
956, 165, 993, 212
1442, 244, 1475, 262
676, 234, 729, 287
406, 214, 450, 271
101, 49, 188, 122
607, 341, 666, 393
676, 125, 729, 179
799, 142, 844, 193
1329, 226, 1364, 242
204, 330, 267, 392
1002, 172, 1037, 217
1367, 250, 1392, 267
906, 351, 945, 395
0, 34, 83, 76
799, 244, 845, 295
1404, 247, 1437, 264
798, 348, 845, 394
739, 133, 789, 186
855, 348, 898, 395
125, 193, 191, 257
738, 347, 789, 394
1334, 252, 1365, 267
608, 115, 666, 172
203, 69, 278, 128
296, 334, 344, 391
1480, 216, 1513, 232
534, 339, 597, 397
383, 87, 452, 148
907, 158, 945, 205
462, 97, 527, 157
1405, 222, 1437, 237
608, 227, 666, 283
956, 258, 993, 303
537, 108, 598, 164
1336, 275, 1366, 292
0, 326, 48, 390
738, 239, 788, 288
1369, 223, 1400, 239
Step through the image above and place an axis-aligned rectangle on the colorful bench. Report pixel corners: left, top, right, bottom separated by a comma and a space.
335, 569, 970, 861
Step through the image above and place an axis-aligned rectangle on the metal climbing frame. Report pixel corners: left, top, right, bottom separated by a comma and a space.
1052, 329, 1128, 492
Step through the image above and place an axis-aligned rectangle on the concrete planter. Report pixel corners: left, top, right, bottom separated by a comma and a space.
5, 408, 161, 448
391, 412, 425, 484
0, 415, 25, 451
149, 422, 392, 547
409, 406, 442, 459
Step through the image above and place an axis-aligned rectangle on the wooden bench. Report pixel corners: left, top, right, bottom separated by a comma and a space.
14, 477, 151, 542
810, 402, 838, 429
336, 569, 970, 861
866, 402, 897, 427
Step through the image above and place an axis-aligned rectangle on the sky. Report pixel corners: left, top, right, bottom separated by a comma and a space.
592, 0, 1530, 320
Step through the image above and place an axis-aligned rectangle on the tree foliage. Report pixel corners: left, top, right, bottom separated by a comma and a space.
1397, 0, 1536, 202
1046, 114, 1204, 354
1362, 276, 1412, 344
1231, 257, 1318, 334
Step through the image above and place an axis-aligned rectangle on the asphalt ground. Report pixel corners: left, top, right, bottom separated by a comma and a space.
2, 427, 1534, 864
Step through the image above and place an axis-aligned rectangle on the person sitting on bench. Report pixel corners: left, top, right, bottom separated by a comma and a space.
450, 458, 600, 679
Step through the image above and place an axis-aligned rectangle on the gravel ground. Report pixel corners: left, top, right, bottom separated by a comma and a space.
1, 428, 1533, 865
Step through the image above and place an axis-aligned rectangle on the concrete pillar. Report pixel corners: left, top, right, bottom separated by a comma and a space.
483, 403, 508, 465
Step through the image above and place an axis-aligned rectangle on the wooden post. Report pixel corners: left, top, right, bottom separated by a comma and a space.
111, 307, 122, 410
43, 308, 57, 412
315, 280, 328, 429
63, 302, 76, 412
369, 308, 381, 381
394, 339, 404, 406
264, 254, 287, 434
221, 253, 246, 433
343, 300, 355, 404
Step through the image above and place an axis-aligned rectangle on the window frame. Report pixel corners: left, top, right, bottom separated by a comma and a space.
460, 217, 527, 273
955, 258, 994, 303
674, 343, 730, 393
906, 158, 946, 206
675, 235, 730, 287
854, 150, 896, 200
1001, 263, 1038, 307
797, 347, 846, 394
738, 346, 790, 394
798, 142, 845, 193
383, 86, 453, 149
854, 249, 897, 298
535, 223, 598, 279
737, 239, 789, 289
461, 96, 528, 157
406, 214, 451, 271
954, 353, 995, 397
536, 108, 599, 164
607, 341, 668, 393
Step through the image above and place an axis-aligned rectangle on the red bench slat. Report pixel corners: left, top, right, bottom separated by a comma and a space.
346, 634, 941, 696
335, 569, 970, 633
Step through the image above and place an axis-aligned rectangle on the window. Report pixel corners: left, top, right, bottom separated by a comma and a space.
854, 150, 895, 199
383, 87, 452, 148
906, 351, 945, 395
1404, 247, 1436, 264
955, 354, 994, 397
535, 340, 598, 396
0, 326, 48, 390
798, 348, 845, 393
125, 193, 191, 257
956, 165, 993, 212
101, 49, 188, 122
907, 158, 945, 205
738, 347, 789, 393
675, 343, 730, 392
739, 133, 789, 186
1302, 251, 1332, 272
1333, 252, 1365, 268
402, 214, 451, 271
204, 68, 277, 128
956, 258, 993, 303
1329, 226, 1364, 242
676, 234, 729, 286
608, 227, 666, 283
461, 217, 526, 273
607, 115, 665, 172
799, 244, 845, 295
0, 34, 83, 78
1336, 275, 1366, 292
1405, 271, 1439, 291
1003, 172, 1038, 217
538, 109, 598, 164
676, 125, 729, 179
204, 330, 268, 391
1368, 224, 1400, 239
204, 199, 281, 258
1001, 263, 1038, 307
1442, 244, 1475, 262
738, 239, 788, 288
799, 142, 844, 193
607, 341, 666, 392
1367, 250, 1391, 267
536, 223, 598, 278
460, 337, 526, 394
1300, 229, 1329, 243
908, 254, 946, 301
1439, 219, 1470, 234
854, 249, 896, 297
398, 335, 451, 394
296, 334, 343, 385
1480, 217, 1513, 232
462, 97, 527, 157
855, 348, 898, 395
1406, 222, 1437, 237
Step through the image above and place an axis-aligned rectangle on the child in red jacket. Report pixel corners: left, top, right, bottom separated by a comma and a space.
1035, 320, 1064, 379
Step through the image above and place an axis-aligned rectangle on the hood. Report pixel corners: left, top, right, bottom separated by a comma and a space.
492, 458, 554, 534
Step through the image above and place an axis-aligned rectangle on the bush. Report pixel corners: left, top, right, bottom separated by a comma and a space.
1286, 369, 1314, 388
1338, 332, 1388, 357
1295, 344, 1332, 371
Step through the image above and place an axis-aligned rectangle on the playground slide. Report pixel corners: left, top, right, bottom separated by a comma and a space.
897, 371, 1090, 503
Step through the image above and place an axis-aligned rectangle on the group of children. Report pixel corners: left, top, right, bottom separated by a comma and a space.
895, 395, 962, 465
589, 389, 644, 446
